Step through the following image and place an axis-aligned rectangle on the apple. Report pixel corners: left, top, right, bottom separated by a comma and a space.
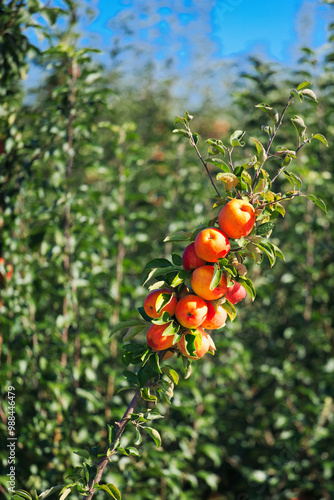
177, 327, 215, 359
201, 301, 227, 330
225, 281, 247, 305
146, 323, 176, 351
144, 289, 177, 319
191, 265, 227, 301
194, 227, 230, 262
175, 294, 208, 329
182, 242, 206, 270
218, 199, 255, 239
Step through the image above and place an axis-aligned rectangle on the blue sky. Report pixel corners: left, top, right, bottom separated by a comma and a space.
82, 0, 331, 65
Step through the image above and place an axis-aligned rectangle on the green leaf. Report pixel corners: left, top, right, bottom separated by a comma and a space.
125, 447, 140, 457
184, 110, 193, 121
134, 428, 142, 445
141, 387, 157, 403
15, 491, 33, 500
59, 488, 72, 500
256, 240, 276, 267
123, 324, 146, 341
205, 157, 230, 171
255, 102, 279, 123
312, 134, 328, 147
290, 89, 303, 102
283, 170, 302, 189
144, 258, 172, 270
172, 129, 190, 138
184, 333, 197, 357
37, 486, 63, 500
237, 276, 256, 301
162, 366, 179, 385
216, 172, 239, 191
256, 222, 275, 236
205, 138, 226, 155
143, 266, 179, 286
170, 269, 191, 287
229, 130, 245, 147
305, 194, 327, 213
98, 484, 122, 500
123, 370, 139, 386
143, 427, 162, 447
301, 88, 317, 102
291, 115, 307, 138
210, 265, 222, 290
172, 253, 183, 266
221, 300, 236, 321
156, 292, 173, 314
148, 352, 162, 374
174, 115, 185, 125
271, 243, 285, 261
297, 80, 311, 90
73, 449, 90, 460
107, 424, 116, 445
252, 137, 267, 163
163, 231, 192, 242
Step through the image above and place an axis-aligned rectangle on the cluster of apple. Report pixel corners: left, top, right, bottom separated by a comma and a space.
143, 198, 256, 360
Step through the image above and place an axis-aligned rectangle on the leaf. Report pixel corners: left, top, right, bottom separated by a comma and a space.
123, 324, 146, 341
210, 265, 222, 290
301, 88, 318, 102
134, 428, 142, 445
305, 194, 327, 213
171, 253, 183, 266
255, 103, 279, 123
144, 258, 172, 270
174, 115, 185, 125
297, 80, 311, 90
205, 138, 226, 155
98, 484, 122, 500
283, 170, 302, 189
37, 486, 63, 500
229, 130, 245, 147
237, 276, 256, 301
312, 134, 328, 147
156, 292, 173, 314
59, 489, 72, 500
290, 89, 304, 102
143, 266, 179, 286
205, 157, 230, 171
123, 370, 139, 386
108, 424, 116, 444
172, 129, 190, 138
163, 231, 192, 242
148, 352, 162, 374
256, 222, 275, 236
170, 269, 191, 287
256, 240, 276, 267
252, 137, 267, 163
162, 366, 179, 385
291, 115, 307, 138
221, 300, 236, 321
73, 449, 90, 460
271, 243, 285, 261
125, 447, 140, 457
15, 491, 33, 500
141, 387, 157, 403
216, 172, 239, 191
143, 427, 162, 447
184, 110, 193, 121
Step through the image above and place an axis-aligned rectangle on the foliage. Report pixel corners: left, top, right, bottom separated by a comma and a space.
0, 3, 333, 500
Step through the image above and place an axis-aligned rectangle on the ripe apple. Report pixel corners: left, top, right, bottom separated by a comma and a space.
191, 265, 227, 301
177, 327, 215, 359
194, 227, 230, 262
225, 281, 247, 304
175, 294, 208, 329
0, 258, 13, 284
201, 301, 227, 330
146, 323, 176, 351
144, 289, 177, 319
218, 198, 255, 239
182, 242, 206, 270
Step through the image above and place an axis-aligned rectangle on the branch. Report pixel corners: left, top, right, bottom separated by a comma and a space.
85, 350, 167, 498
252, 95, 293, 190
184, 123, 222, 198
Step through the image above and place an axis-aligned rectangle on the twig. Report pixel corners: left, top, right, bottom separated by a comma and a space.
252, 96, 293, 190
184, 123, 221, 198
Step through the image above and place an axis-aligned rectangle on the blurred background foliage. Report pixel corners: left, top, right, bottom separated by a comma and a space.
0, 1, 333, 499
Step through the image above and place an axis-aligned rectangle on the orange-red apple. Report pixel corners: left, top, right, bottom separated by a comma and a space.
177, 327, 215, 359
194, 227, 230, 262
182, 242, 206, 270
218, 198, 255, 239
225, 281, 247, 304
146, 323, 176, 351
0, 258, 13, 284
144, 289, 177, 319
201, 301, 227, 330
191, 265, 227, 301
175, 294, 208, 329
